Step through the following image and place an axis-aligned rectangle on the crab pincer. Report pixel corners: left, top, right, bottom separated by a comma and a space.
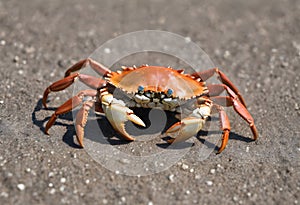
165, 102, 212, 144
166, 117, 206, 144
101, 93, 146, 141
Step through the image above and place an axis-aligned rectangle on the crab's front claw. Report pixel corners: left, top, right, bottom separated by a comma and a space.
166, 117, 205, 144
101, 94, 146, 141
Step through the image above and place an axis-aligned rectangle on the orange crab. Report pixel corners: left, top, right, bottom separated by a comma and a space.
43, 58, 258, 153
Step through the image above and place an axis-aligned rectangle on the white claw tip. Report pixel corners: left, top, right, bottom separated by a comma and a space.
127, 113, 146, 127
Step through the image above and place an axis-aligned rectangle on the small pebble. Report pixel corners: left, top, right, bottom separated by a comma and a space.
13, 56, 20, 62
186, 190, 191, 195
223, 50, 231, 59
0, 192, 9, 198
181, 164, 189, 170
59, 185, 65, 192
210, 169, 216, 174
104, 48, 111, 54
85, 179, 90, 184
168, 174, 175, 182
0, 40, 6, 46
233, 196, 238, 201
120, 158, 130, 164
17, 183, 26, 191
206, 181, 213, 186
189, 168, 194, 173
121, 196, 126, 202
102, 199, 108, 204
246, 146, 250, 152
25, 46, 35, 53
295, 103, 299, 110
48, 172, 54, 177
49, 188, 56, 194
217, 164, 223, 169
148, 201, 153, 205
281, 61, 289, 68
18, 70, 24, 75
60, 177, 66, 183
185, 36, 191, 43
0, 100, 4, 104
71, 153, 77, 158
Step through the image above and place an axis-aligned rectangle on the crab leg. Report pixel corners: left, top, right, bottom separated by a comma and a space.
45, 89, 97, 136
211, 104, 231, 153
75, 100, 95, 147
192, 68, 247, 107
64, 58, 111, 77
210, 96, 233, 107
207, 84, 228, 96
43, 73, 106, 108
100, 93, 146, 141
221, 86, 258, 140
209, 84, 258, 148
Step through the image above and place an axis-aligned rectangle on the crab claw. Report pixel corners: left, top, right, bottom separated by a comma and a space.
101, 94, 146, 141
166, 117, 205, 144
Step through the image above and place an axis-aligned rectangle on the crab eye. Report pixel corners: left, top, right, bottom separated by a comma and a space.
138, 85, 144, 93
167, 88, 173, 96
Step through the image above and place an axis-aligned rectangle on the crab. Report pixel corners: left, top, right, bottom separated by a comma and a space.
42, 58, 258, 153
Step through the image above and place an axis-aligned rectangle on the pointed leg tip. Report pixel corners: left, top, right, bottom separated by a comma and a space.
78, 142, 84, 148
122, 134, 135, 141
76, 134, 84, 148
42, 100, 48, 108
76, 136, 85, 148
216, 148, 224, 154
250, 124, 258, 140
167, 138, 175, 144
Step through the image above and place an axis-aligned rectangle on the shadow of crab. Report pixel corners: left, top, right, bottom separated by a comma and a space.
32, 98, 255, 152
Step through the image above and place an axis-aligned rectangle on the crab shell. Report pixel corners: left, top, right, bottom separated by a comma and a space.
105, 65, 209, 100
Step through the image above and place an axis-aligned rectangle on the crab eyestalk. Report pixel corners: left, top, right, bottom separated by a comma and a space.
166, 88, 173, 97
101, 94, 146, 141
137, 85, 144, 94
